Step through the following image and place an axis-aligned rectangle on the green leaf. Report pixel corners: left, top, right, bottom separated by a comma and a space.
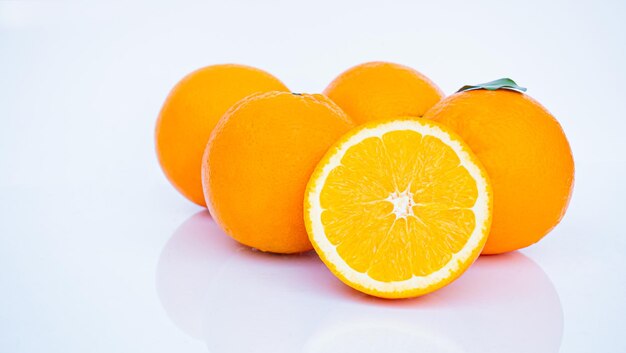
457, 78, 527, 93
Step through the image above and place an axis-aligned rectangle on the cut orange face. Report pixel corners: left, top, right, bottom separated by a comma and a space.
304, 118, 493, 299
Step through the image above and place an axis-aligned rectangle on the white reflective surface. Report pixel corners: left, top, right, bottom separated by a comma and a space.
1, 1, 625, 352
158, 211, 564, 353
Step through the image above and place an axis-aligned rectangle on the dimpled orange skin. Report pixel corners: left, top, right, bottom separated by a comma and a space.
202, 92, 355, 254
324, 61, 444, 125
155, 64, 288, 206
424, 89, 574, 254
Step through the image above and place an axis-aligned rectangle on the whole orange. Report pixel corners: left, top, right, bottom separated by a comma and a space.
155, 64, 288, 206
324, 61, 444, 124
202, 92, 354, 253
424, 89, 574, 254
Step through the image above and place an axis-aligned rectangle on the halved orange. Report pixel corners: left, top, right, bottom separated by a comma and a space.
304, 118, 493, 299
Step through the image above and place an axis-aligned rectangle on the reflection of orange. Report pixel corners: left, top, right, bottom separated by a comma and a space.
324, 62, 444, 124
155, 64, 288, 206
155, 211, 231, 339
202, 92, 354, 254
303, 252, 563, 353
424, 90, 574, 254
156, 212, 563, 353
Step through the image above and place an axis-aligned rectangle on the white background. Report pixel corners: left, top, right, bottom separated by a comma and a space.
1, 1, 625, 352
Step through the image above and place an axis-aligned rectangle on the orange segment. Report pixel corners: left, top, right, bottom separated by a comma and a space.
304, 118, 493, 299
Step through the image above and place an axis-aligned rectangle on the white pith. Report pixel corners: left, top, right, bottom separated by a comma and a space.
306, 120, 491, 294
386, 188, 416, 219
